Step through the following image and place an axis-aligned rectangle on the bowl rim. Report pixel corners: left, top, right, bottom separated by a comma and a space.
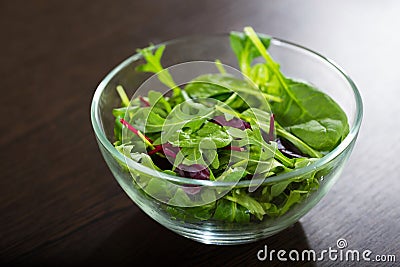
90, 33, 363, 187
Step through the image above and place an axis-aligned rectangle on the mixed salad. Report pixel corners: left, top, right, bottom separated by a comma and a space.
112, 27, 349, 223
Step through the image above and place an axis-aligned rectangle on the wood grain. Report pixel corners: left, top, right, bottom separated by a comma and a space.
1, 0, 399, 266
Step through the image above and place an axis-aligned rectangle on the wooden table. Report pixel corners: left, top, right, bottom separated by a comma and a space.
1, 1, 399, 266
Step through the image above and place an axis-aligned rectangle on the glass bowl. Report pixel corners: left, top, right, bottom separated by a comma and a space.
91, 34, 363, 245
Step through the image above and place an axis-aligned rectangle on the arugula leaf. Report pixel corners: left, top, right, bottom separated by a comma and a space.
213, 198, 250, 223
226, 189, 266, 220
159, 101, 215, 145
168, 121, 232, 148
145, 177, 175, 201
112, 106, 140, 119
262, 203, 280, 217
148, 90, 172, 114
234, 204, 251, 223
167, 202, 216, 221
228, 146, 274, 177
278, 190, 303, 215
201, 147, 219, 169
241, 107, 273, 136
270, 180, 292, 198
174, 147, 207, 167
168, 188, 192, 206
184, 74, 281, 106
214, 167, 247, 183
136, 44, 181, 98
184, 74, 231, 99
130, 107, 166, 133
171, 122, 232, 170
240, 124, 293, 168
126, 152, 161, 170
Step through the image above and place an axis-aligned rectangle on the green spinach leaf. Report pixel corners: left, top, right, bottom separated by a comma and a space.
243, 26, 349, 152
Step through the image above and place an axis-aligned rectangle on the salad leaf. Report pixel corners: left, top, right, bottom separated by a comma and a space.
201, 146, 219, 169
110, 26, 349, 224
184, 74, 281, 106
159, 100, 215, 144
229, 30, 271, 78
136, 45, 176, 88
167, 202, 215, 221
130, 107, 166, 133
174, 147, 207, 167
243, 27, 348, 152
278, 80, 349, 151
214, 167, 247, 183
226, 189, 266, 220
213, 198, 250, 223
278, 190, 303, 215
136, 44, 181, 99
168, 121, 232, 148
148, 90, 172, 114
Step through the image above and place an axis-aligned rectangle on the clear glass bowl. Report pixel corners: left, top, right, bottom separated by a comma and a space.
91, 34, 363, 245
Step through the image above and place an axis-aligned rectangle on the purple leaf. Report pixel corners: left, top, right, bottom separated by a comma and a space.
211, 115, 250, 130
276, 138, 305, 158
175, 164, 210, 195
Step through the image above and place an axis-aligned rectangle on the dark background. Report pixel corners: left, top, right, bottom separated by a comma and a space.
1, 0, 399, 266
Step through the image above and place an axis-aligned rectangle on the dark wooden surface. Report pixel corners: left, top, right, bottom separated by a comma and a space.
1, 0, 399, 266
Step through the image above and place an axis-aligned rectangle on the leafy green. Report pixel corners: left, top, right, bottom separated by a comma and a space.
279, 80, 349, 151
275, 121, 323, 158
130, 107, 166, 133
238, 124, 293, 168
110, 26, 349, 225
242, 27, 348, 152
202, 147, 219, 169
229, 30, 271, 78
136, 45, 175, 88
226, 189, 266, 220
214, 167, 247, 183
184, 74, 281, 108
213, 198, 250, 223
136, 45, 181, 99
159, 100, 215, 145
279, 190, 303, 215
168, 121, 232, 148
148, 90, 172, 114
167, 202, 215, 221
174, 147, 207, 167
167, 118, 240, 170
145, 177, 175, 201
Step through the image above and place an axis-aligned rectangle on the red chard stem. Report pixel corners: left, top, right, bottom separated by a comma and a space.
119, 118, 153, 143
269, 113, 275, 143
139, 96, 150, 107
224, 146, 245, 152
148, 145, 163, 155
